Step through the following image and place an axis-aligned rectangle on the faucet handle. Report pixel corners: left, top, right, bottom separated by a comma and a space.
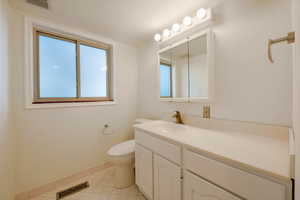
172, 111, 179, 117
172, 111, 183, 124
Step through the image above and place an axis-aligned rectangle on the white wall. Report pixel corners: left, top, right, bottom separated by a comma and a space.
9, 9, 139, 193
0, 0, 16, 199
138, 0, 293, 126
292, 0, 300, 198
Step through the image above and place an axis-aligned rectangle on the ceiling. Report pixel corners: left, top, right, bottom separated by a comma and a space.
10, 0, 222, 46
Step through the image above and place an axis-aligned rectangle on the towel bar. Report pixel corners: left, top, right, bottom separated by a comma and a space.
268, 32, 295, 63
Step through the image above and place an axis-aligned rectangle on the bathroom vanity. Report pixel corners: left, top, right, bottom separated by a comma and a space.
134, 120, 293, 200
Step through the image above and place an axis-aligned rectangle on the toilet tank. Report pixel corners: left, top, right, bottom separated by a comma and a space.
134, 118, 154, 125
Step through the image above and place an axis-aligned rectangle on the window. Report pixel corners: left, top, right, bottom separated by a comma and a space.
33, 29, 113, 103
160, 62, 172, 97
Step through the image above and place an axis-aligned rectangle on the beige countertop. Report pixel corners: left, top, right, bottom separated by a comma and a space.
134, 120, 293, 182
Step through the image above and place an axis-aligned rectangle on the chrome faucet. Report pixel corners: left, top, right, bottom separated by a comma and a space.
172, 111, 183, 124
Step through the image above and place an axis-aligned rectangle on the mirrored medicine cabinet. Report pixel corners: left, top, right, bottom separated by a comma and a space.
158, 29, 214, 103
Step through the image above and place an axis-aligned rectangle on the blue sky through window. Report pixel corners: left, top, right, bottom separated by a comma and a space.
160, 64, 171, 97
80, 45, 108, 97
39, 35, 77, 98
39, 34, 109, 99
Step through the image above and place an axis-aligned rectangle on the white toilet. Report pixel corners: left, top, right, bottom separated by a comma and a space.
107, 119, 153, 189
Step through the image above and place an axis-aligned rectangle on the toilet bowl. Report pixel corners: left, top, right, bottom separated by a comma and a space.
107, 140, 135, 189
107, 119, 153, 189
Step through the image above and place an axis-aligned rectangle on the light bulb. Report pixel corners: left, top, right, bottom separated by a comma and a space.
172, 23, 181, 33
197, 8, 207, 20
183, 16, 193, 26
154, 33, 161, 42
163, 29, 171, 38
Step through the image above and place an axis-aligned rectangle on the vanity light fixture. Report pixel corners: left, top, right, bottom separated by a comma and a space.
172, 23, 181, 33
196, 8, 207, 20
154, 33, 161, 42
154, 8, 212, 42
183, 16, 193, 26
163, 29, 171, 38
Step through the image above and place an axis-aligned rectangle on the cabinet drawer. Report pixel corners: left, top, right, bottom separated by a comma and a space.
184, 149, 286, 200
135, 130, 181, 164
184, 171, 242, 200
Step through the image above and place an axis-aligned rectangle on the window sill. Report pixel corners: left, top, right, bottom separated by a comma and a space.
25, 101, 117, 110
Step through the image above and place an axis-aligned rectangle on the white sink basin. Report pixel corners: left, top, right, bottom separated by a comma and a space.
135, 120, 187, 134
153, 121, 188, 133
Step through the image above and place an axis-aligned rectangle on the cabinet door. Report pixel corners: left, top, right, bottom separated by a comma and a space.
135, 144, 153, 200
184, 171, 241, 200
154, 155, 181, 200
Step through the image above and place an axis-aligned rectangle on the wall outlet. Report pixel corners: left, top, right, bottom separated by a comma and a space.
203, 105, 211, 119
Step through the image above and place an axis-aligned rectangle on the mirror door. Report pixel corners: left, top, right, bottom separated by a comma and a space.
158, 29, 214, 102
171, 41, 189, 99
160, 50, 173, 98
159, 40, 189, 100
189, 34, 209, 99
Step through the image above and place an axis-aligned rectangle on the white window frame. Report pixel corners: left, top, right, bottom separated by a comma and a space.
24, 17, 117, 109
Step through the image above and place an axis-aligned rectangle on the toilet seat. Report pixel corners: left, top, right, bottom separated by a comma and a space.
108, 140, 135, 157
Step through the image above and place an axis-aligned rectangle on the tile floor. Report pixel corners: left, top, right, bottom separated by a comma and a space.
30, 168, 146, 200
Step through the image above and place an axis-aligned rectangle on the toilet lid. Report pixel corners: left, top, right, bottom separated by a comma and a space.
108, 140, 135, 156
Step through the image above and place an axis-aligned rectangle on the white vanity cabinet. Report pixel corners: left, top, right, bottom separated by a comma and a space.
154, 155, 181, 200
135, 144, 181, 200
135, 144, 153, 200
184, 171, 242, 200
135, 129, 292, 200
184, 150, 287, 200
